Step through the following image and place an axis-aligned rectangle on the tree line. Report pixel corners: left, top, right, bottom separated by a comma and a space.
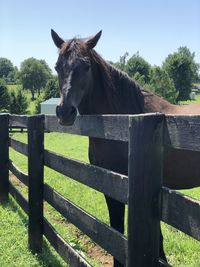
110, 46, 200, 103
0, 57, 59, 114
0, 46, 199, 114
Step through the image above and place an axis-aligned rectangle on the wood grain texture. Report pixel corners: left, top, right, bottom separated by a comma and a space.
45, 114, 129, 141
9, 114, 28, 128
161, 186, 200, 241
9, 138, 28, 156
9, 160, 28, 186
165, 115, 200, 151
44, 149, 128, 204
128, 113, 164, 267
28, 115, 44, 253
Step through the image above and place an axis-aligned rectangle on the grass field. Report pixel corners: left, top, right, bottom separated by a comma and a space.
0, 132, 199, 266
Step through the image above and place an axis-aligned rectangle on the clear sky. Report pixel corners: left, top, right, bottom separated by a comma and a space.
1, 0, 199, 73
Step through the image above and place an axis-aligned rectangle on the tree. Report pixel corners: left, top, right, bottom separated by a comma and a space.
0, 58, 15, 81
163, 47, 199, 101
148, 66, 178, 104
113, 52, 129, 71
20, 58, 52, 100
44, 76, 59, 100
9, 86, 28, 114
133, 72, 146, 87
0, 79, 10, 111
125, 52, 151, 83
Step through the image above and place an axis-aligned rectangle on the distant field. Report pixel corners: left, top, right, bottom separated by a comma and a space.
0, 132, 199, 266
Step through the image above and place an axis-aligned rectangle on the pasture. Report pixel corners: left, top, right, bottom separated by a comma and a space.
0, 131, 199, 266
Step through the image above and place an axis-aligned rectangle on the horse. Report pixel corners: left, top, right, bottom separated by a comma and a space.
51, 29, 200, 266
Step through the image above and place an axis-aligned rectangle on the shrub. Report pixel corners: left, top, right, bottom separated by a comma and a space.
0, 79, 10, 112
9, 86, 28, 114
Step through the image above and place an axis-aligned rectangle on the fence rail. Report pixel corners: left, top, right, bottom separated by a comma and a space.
44, 149, 128, 204
161, 187, 200, 241
0, 113, 200, 267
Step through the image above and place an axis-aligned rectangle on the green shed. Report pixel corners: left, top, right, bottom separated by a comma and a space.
40, 98, 60, 115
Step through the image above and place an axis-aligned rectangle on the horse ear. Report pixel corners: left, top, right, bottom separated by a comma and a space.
86, 30, 102, 49
51, 29, 64, 49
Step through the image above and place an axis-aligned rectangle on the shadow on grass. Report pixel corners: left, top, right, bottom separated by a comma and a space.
2, 196, 67, 267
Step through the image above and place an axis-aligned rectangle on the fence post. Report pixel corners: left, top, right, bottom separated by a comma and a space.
128, 113, 164, 267
0, 114, 9, 203
28, 115, 44, 253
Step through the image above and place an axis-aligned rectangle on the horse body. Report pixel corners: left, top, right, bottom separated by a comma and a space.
51, 29, 200, 266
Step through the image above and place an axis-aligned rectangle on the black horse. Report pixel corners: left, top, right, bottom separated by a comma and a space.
51, 29, 167, 267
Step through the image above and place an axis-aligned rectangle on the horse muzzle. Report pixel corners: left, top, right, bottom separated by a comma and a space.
56, 105, 77, 126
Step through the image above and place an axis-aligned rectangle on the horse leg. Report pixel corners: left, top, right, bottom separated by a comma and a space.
105, 195, 125, 267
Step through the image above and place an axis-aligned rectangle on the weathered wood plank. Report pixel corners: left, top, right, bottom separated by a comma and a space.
165, 115, 200, 151
0, 114, 9, 203
28, 115, 44, 253
9, 138, 28, 156
128, 113, 164, 267
43, 218, 92, 267
9, 160, 28, 186
9, 182, 29, 214
45, 115, 129, 141
44, 149, 128, 204
161, 187, 200, 241
9, 114, 28, 128
44, 183, 127, 265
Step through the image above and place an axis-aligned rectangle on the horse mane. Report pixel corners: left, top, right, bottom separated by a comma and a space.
89, 49, 145, 114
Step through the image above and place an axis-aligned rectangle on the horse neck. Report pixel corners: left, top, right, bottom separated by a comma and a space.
79, 57, 145, 115
78, 62, 116, 115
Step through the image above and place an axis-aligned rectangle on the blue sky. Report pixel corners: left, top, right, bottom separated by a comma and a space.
1, 0, 199, 72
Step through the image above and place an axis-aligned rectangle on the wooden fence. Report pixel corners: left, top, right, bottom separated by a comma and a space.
0, 113, 200, 267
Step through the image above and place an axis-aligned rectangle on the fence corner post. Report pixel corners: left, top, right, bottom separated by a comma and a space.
127, 113, 164, 267
0, 114, 9, 204
28, 115, 44, 253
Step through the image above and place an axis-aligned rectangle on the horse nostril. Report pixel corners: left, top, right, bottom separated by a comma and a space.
56, 105, 60, 117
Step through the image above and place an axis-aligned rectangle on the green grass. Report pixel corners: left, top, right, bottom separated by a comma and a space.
178, 92, 200, 104
0, 199, 66, 267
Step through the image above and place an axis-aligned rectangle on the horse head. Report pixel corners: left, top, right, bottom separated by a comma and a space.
51, 29, 102, 125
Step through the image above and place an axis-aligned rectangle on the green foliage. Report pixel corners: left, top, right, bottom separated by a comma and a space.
163, 46, 199, 101
133, 72, 147, 87
34, 94, 45, 114
0, 79, 10, 111
20, 58, 52, 100
125, 52, 151, 83
0, 58, 18, 84
0, 57, 14, 79
9, 86, 28, 114
148, 66, 178, 103
113, 52, 129, 71
44, 76, 60, 100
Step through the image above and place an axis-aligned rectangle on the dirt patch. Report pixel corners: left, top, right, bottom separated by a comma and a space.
88, 244, 113, 267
